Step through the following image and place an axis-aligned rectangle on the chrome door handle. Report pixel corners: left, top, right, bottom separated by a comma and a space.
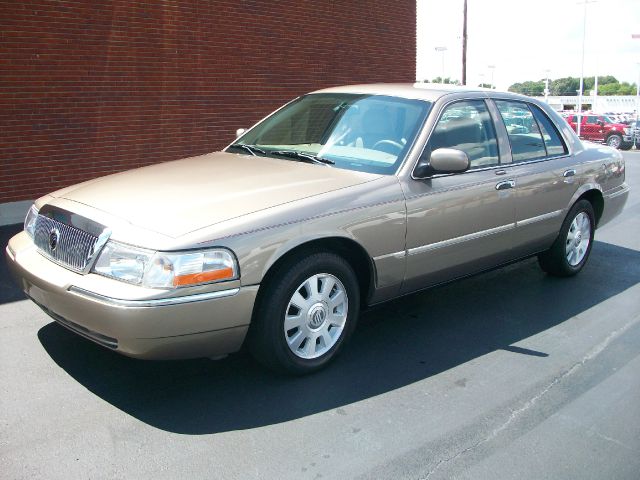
495, 180, 516, 190
563, 169, 576, 177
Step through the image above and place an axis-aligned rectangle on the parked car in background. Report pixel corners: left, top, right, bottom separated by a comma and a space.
630, 120, 640, 145
6, 84, 629, 374
565, 113, 634, 150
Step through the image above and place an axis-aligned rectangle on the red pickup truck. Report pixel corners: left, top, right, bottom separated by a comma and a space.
565, 114, 633, 150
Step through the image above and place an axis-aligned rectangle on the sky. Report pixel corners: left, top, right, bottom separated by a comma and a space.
416, 0, 640, 91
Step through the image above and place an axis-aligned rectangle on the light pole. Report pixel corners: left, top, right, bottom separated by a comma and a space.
632, 35, 639, 148
576, 0, 597, 137
435, 46, 447, 83
462, 0, 467, 85
544, 69, 551, 103
631, 61, 640, 150
488, 65, 496, 89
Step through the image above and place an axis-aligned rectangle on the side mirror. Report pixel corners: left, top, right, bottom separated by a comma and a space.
414, 148, 470, 178
235, 128, 247, 138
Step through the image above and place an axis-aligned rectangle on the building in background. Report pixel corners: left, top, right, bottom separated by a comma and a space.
0, 0, 416, 224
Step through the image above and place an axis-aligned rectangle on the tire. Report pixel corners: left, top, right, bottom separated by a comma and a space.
247, 251, 360, 374
606, 134, 622, 149
538, 199, 595, 277
619, 143, 632, 151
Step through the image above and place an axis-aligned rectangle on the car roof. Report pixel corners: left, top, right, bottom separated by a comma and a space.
311, 82, 501, 102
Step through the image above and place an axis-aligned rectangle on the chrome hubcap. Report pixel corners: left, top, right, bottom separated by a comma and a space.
566, 212, 591, 266
608, 136, 621, 148
284, 273, 348, 359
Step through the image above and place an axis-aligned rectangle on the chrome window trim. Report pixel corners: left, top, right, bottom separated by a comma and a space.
68, 286, 240, 308
407, 223, 515, 256
416, 153, 574, 181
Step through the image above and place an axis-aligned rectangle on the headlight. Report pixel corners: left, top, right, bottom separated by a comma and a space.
624, 127, 631, 135
24, 205, 39, 239
93, 242, 151, 285
93, 241, 238, 288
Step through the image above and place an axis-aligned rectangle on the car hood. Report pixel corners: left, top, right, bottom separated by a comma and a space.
51, 151, 380, 237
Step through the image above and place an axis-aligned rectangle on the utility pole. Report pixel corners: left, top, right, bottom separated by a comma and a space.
576, 0, 597, 137
488, 65, 496, 89
462, 0, 467, 85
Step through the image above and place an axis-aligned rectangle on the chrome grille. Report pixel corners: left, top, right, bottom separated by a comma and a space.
34, 215, 99, 272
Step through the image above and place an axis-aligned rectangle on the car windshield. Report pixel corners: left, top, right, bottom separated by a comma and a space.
227, 93, 431, 175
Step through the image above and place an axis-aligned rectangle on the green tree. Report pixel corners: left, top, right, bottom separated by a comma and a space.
550, 77, 579, 96
430, 77, 461, 85
508, 75, 635, 96
617, 82, 636, 95
508, 80, 544, 95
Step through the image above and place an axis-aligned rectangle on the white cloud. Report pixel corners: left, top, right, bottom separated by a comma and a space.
417, 0, 640, 90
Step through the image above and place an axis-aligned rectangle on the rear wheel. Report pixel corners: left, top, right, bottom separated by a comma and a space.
538, 199, 595, 277
247, 252, 360, 374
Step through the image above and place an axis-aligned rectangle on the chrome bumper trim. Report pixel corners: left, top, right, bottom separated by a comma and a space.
604, 183, 630, 199
68, 286, 240, 308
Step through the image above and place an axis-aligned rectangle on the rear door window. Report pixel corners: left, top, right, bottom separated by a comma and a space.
495, 100, 546, 162
529, 105, 568, 157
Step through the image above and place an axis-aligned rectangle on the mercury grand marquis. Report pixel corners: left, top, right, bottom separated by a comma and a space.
6, 83, 629, 374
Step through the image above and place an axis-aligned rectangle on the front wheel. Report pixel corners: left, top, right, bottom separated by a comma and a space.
538, 199, 595, 277
247, 252, 360, 374
606, 134, 622, 149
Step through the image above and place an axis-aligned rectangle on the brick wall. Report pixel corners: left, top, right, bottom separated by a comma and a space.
0, 0, 416, 204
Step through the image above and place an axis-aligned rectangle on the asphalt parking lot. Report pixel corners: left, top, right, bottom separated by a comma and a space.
1, 152, 639, 480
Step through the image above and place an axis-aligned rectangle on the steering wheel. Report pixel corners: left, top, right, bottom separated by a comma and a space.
372, 139, 404, 154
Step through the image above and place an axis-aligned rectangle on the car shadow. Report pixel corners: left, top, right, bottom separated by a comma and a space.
34, 240, 640, 435
0, 224, 26, 305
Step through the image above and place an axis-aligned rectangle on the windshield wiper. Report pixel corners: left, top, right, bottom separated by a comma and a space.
270, 150, 335, 165
228, 143, 266, 156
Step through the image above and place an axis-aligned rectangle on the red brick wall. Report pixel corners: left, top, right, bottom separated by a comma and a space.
0, 0, 416, 204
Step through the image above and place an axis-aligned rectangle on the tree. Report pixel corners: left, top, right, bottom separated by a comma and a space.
430, 77, 461, 85
507, 75, 637, 96
508, 80, 544, 96
550, 77, 579, 96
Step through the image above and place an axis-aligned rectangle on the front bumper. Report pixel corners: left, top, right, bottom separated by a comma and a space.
6, 231, 258, 360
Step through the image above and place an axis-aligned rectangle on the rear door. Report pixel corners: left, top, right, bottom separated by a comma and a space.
491, 99, 578, 257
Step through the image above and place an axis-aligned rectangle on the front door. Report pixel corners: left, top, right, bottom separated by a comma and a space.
399, 99, 516, 293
